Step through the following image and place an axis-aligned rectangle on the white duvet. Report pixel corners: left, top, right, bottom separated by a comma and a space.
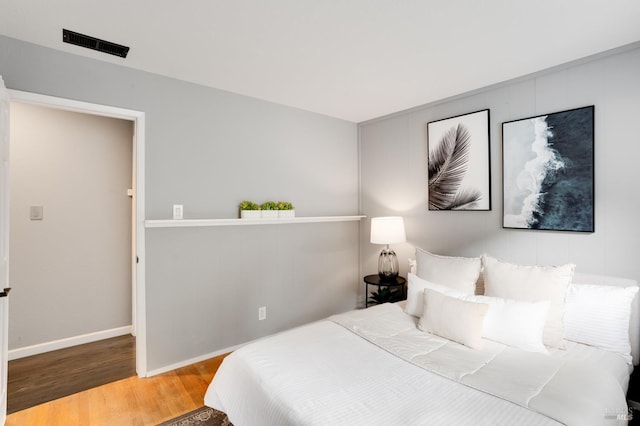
205, 303, 631, 425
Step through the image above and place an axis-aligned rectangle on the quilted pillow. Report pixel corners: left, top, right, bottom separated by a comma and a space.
415, 248, 481, 295
482, 255, 575, 349
564, 283, 638, 357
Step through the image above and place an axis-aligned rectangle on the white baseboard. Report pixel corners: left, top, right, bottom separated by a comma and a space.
8, 325, 133, 361
145, 342, 246, 378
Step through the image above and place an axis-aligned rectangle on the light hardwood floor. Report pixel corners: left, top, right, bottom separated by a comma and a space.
6, 354, 228, 426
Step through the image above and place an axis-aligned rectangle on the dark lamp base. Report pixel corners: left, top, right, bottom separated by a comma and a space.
378, 272, 399, 282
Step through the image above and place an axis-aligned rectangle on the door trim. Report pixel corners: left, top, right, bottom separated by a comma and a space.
7, 90, 148, 377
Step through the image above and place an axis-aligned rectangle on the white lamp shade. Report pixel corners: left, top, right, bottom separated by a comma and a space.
370, 216, 406, 245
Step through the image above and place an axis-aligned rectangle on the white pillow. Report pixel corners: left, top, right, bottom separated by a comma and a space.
461, 294, 549, 353
405, 272, 466, 317
482, 255, 574, 349
564, 283, 639, 357
415, 248, 481, 295
410, 271, 549, 352
418, 289, 489, 350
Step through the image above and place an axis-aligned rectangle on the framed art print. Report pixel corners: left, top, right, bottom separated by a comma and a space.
502, 105, 594, 232
427, 109, 491, 211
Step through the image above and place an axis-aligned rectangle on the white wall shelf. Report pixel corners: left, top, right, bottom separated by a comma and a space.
145, 215, 366, 228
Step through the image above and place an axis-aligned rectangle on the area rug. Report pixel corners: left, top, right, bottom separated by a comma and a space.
157, 406, 233, 426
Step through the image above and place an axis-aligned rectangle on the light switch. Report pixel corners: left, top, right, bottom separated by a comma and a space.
173, 204, 183, 220
30, 206, 43, 221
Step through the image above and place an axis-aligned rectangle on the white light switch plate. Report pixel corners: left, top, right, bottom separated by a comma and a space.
173, 204, 183, 220
30, 206, 43, 221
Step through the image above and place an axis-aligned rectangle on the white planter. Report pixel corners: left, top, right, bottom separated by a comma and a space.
240, 210, 261, 219
261, 210, 279, 219
278, 210, 295, 218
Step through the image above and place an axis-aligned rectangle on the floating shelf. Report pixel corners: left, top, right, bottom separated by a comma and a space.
144, 215, 366, 228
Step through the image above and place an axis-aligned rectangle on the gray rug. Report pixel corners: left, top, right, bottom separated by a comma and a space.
158, 406, 232, 426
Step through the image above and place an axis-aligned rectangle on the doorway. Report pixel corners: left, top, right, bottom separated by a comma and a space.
6, 90, 147, 377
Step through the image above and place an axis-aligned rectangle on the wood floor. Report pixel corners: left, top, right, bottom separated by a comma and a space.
6, 338, 228, 425
8, 334, 136, 413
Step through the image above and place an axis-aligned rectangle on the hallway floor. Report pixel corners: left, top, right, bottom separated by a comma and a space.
7, 334, 135, 413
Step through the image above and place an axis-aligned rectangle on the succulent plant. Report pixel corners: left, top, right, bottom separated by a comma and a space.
239, 200, 260, 210
276, 201, 294, 210
260, 201, 278, 210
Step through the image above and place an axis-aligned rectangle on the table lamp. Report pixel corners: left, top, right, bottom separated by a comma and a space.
370, 216, 406, 281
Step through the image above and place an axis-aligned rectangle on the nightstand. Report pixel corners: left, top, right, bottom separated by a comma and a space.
364, 275, 407, 308
628, 367, 640, 424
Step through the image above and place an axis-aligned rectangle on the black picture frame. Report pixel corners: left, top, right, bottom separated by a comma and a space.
501, 105, 594, 232
427, 109, 491, 211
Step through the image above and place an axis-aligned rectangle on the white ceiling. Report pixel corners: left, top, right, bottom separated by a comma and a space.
1, 0, 640, 122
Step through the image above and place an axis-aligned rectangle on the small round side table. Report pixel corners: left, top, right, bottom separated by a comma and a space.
363, 274, 407, 308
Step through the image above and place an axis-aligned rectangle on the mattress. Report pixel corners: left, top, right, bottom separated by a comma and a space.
205, 303, 631, 425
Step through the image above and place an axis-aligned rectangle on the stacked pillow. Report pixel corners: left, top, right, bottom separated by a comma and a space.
408, 250, 639, 359
418, 289, 488, 350
414, 248, 481, 295
409, 272, 549, 353
482, 255, 574, 349
564, 281, 638, 357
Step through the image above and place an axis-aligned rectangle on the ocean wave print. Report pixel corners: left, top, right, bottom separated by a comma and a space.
503, 116, 565, 228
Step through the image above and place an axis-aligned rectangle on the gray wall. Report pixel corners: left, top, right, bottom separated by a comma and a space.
0, 35, 359, 371
359, 43, 640, 300
146, 222, 358, 368
9, 103, 133, 349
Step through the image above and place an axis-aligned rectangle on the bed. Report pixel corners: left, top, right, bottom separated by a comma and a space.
204, 252, 639, 425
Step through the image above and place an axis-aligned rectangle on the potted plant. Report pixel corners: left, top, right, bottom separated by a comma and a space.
260, 201, 279, 218
239, 200, 261, 219
277, 201, 295, 218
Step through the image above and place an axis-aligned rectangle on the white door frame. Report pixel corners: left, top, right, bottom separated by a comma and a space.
1, 76, 11, 426
7, 89, 147, 377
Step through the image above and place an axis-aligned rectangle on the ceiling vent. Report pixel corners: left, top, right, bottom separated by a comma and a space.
62, 29, 129, 58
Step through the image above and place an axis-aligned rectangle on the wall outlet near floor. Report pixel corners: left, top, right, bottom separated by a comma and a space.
258, 306, 267, 321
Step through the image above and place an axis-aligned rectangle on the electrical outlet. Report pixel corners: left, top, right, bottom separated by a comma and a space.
258, 306, 266, 321
173, 204, 183, 220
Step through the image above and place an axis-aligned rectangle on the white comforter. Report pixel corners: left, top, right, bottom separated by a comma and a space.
205, 303, 630, 425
